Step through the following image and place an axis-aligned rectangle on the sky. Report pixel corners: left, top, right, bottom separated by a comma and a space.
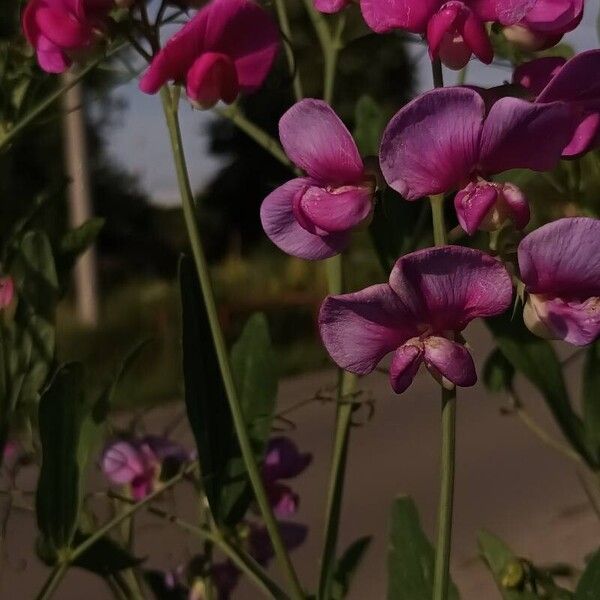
100, 4, 600, 207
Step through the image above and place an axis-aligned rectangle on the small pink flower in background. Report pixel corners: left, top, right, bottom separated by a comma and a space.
139, 0, 279, 109
320, 246, 513, 393
0, 277, 14, 311
102, 436, 189, 500
380, 87, 574, 235
262, 437, 312, 517
313, 0, 352, 13
519, 217, 600, 346
261, 99, 376, 260
513, 50, 600, 157
22, 0, 114, 73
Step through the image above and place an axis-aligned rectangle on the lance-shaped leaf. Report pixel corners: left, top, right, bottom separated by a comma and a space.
483, 348, 515, 394
387, 496, 459, 600
486, 312, 593, 467
36, 362, 86, 555
582, 341, 600, 464
576, 548, 600, 600
331, 536, 372, 600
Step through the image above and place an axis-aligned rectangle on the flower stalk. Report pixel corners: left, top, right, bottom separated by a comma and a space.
159, 85, 304, 600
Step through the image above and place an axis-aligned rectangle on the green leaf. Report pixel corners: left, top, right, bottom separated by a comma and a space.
582, 341, 600, 464
369, 188, 431, 273
353, 95, 385, 156
36, 363, 87, 555
576, 548, 600, 600
483, 348, 515, 394
71, 531, 143, 576
179, 255, 238, 525
387, 496, 459, 600
331, 536, 372, 600
486, 312, 592, 466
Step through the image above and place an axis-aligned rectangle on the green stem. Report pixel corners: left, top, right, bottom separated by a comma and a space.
160, 87, 304, 600
0, 41, 127, 152
317, 254, 357, 600
432, 58, 444, 89
35, 562, 70, 600
430, 194, 447, 247
432, 386, 457, 600
274, 0, 304, 101
216, 105, 295, 171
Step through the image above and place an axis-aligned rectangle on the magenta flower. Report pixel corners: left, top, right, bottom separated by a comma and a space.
359, 0, 494, 70
380, 87, 574, 235
262, 437, 312, 517
261, 99, 376, 259
513, 50, 600, 157
519, 217, 600, 346
313, 0, 351, 13
139, 0, 279, 108
0, 277, 14, 311
22, 0, 113, 73
102, 436, 189, 500
319, 246, 513, 393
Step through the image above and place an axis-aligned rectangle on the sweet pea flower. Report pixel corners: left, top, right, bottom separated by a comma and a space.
262, 437, 312, 517
380, 87, 574, 235
314, 0, 352, 13
519, 217, 600, 346
0, 277, 14, 311
359, 0, 494, 70
513, 50, 600, 157
102, 436, 189, 500
320, 246, 513, 393
139, 0, 279, 108
23, 0, 113, 73
501, 0, 584, 51
261, 99, 376, 260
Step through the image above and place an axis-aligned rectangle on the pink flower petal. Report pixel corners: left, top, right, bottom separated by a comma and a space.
423, 335, 477, 386
501, 182, 530, 229
296, 184, 373, 233
513, 56, 566, 97
319, 284, 418, 375
359, 0, 440, 33
314, 0, 350, 13
185, 52, 239, 108
427, 2, 464, 58
0, 277, 14, 310
263, 437, 312, 481
462, 4, 493, 64
518, 217, 600, 297
454, 181, 499, 235
33, 5, 92, 48
380, 88, 484, 199
389, 342, 424, 394
36, 34, 70, 73
479, 97, 574, 174
266, 482, 299, 517
389, 246, 513, 332
523, 0, 583, 34
469, 0, 536, 24
279, 100, 364, 184
102, 441, 148, 485
561, 112, 600, 157
260, 178, 349, 260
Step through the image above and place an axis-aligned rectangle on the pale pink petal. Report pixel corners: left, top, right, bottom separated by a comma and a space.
279, 100, 364, 184
534, 296, 600, 346
261, 178, 349, 260
359, 0, 440, 33
314, 0, 350, 13
380, 88, 484, 199
454, 181, 498, 235
185, 52, 239, 107
102, 441, 147, 485
389, 246, 513, 332
319, 284, 418, 375
501, 182, 530, 229
479, 97, 574, 174
389, 342, 424, 394
423, 336, 477, 386
518, 217, 600, 297
513, 56, 566, 97
296, 184, 373, 233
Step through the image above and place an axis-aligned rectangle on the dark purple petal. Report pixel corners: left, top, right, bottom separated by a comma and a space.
389, 246, 513, 332
423, 336, 477, 386
263, 437, 312, 481
518, 217, 600, 297
389, 342, 424, 394
260, 178, 349, 260
380, 88, 484, 199
562, 112, 600, 157
479, 97, 574, 174
279, 100, 364, 184
266, 482, 299, 517
513, 56, 566, 97
319, 284, 418, 375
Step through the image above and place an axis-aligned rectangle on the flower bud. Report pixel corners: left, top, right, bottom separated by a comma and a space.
503, 24, 560, 52
523, 294, 554, 340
